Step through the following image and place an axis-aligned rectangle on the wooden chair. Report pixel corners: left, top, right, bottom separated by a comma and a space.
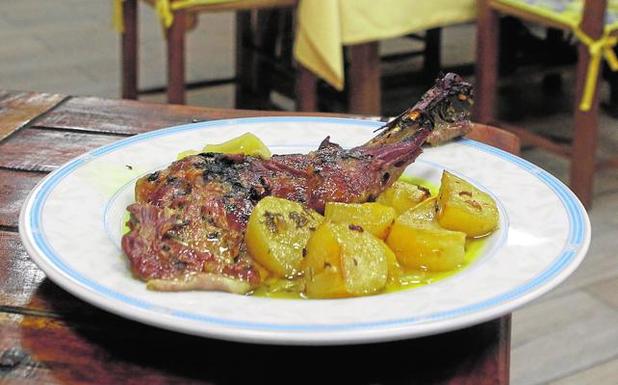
119, 0, 296, 105
475, 0, 618, 208
469, 122, 521, 155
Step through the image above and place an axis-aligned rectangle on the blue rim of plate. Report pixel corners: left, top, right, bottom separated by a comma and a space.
23, 117, 589, 333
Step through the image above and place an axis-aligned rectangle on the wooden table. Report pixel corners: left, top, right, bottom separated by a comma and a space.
0, 91, 512, 384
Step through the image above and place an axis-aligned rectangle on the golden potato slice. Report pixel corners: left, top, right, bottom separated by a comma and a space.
203, 132, 272, 158
382, 241, 402, 283
386, 198, 466, 271
303, 222, 389, 298
376, 181, 431, 214
437, 171, 499, 237
303, 223, 349, 298
305, 269, 348, 299
324, 202, 396, 239
246, 197, 323, 278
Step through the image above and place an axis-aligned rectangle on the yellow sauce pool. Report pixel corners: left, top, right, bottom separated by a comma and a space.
252, 176, 489, 300
251, 237, 486, 299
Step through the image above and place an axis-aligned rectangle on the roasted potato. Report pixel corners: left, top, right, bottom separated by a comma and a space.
382, 240, 402, 283
386, 198, 466, 271
303, 222, 390, 298
324, 202, 396, 239
437, 171, 499, 237
246, 196, 323, 278
203, 132, 272, 158
376, 181, 431, 214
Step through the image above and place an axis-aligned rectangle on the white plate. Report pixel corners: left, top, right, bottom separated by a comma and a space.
19, 117, 590, 345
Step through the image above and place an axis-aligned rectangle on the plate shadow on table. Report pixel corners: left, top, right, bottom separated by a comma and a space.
15, 278, 505, 384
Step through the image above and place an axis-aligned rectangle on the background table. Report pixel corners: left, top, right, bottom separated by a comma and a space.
0, 90, 511, 384
294, 0, 476, 114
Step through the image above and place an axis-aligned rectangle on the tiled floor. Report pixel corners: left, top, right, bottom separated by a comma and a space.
1, 2, 617, 384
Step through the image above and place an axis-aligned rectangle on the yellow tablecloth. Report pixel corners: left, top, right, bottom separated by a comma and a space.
293, 0, 476, 90
113, 0, 288, 31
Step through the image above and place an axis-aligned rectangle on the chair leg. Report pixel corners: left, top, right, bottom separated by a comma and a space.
423, 28, 442, 81
254, 10, 280, 107
121, 0, 138, 99
569, 0, 606, 208
296, 64, 317, 111
348, 42, 381, 115
474, 0, 499, 124
571, 45, 601, 208
167, 10, 186, 104
235, 11, 254, 109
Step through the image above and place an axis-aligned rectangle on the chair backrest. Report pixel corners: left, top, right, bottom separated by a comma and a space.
467, 123, 521, 155
581, 0, 608, 38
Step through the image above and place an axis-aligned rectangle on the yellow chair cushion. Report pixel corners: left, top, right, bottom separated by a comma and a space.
493, 0, 618, 110
114, 0, 294, 32
494, 0, 618, 31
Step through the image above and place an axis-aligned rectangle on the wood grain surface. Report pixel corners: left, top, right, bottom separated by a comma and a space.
0, 92, 513, 384
0, 170, 43, 228
0, 91, 66, 143
0, 128, 123, 172
32, 96, 291, 135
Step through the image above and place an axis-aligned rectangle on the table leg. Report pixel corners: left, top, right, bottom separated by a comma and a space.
474, 0, 499, 124
167, 10, 186, 104
498, 314, 512, 385
121, 0, 138, 100
348, 42, 381, 115
296, 64, 317, 111
445, 315, 511, 385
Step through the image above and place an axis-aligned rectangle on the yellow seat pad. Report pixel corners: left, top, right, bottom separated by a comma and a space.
493, 0, 618, 31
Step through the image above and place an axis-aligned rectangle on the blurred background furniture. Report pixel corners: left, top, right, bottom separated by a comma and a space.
117, 0, 296, 106
117, 0, 480, 115
294, 0, 476, 115
475, 0, 618, 208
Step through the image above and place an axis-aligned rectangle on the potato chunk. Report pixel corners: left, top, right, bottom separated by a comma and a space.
203, 132, 271, 158
303, 222, 389, 298
324, 202, 396, 239
386, 198, 466, 271
376, 181, 431, 214
437, 171, 499, 237
302, 224, 347, 298
382, 241, 402, 283
246, 197, 323, 278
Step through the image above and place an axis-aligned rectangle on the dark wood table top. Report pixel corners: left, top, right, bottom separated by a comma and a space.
0, 90, 513, 385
